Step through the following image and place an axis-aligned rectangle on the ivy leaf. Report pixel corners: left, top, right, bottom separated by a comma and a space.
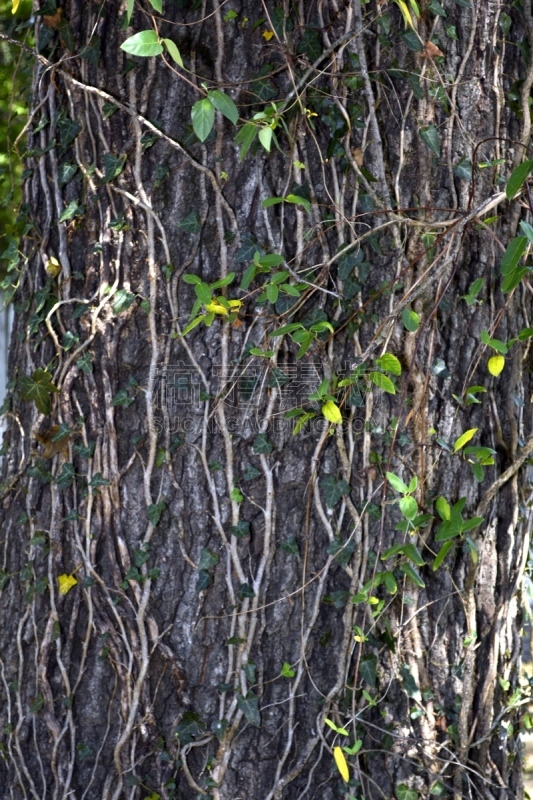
112, 289, 136, 315
178, 211, 202, 234
321, 474, 350, 507
120, 30, 163, 57
163, 38, 183, 67
419, 125, 440, 157
396, 784, 419, 800
191, 98, 215, 142
208, 90, 238, 124
360, 654, 377, 688
19, 369, 59, 415
506, 160, 533, 200
174, 711, 205, 744
55, 462, 75, 490
198, 548, 219, 570
58, 573, 78, 595
147, 501, 166, 526
59, 199, 83, 222
101, 153, 126, 184
500, 237, 527, 275
253, 433, 273, 454
231, 520, 250, 538
237, 692, 261, 727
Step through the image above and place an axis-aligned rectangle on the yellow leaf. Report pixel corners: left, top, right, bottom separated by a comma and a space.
205, 298, 242, 315
333, 746, 350, 783
322, 400, 342, 425
262, 30, 274, 41
453, 428, 478, 453
58, 574, 78, 595
45, 256, 62, 279
488, 355, 505, 377
12, 0, 20, 13
394, 0, 414, 29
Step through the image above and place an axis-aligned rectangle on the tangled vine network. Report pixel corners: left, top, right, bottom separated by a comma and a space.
1, 1, 533, 799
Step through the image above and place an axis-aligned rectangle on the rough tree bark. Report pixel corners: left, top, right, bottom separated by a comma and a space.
0, 0, 532, 798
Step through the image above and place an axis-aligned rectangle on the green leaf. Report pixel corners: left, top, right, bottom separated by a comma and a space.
402, 543, 424, 566
208, 90, 238, 124
148, 0, 162, 10
369, 372, 396, 394
111, 389, 133, 407
520, 220, 533, 246
400, 562, 425, 588
178, 211, 202, 234
147, 501, 166, 526
435, 496, 451, 520
163, 38, 183, 67
285, 193, 311, 213
375, 353, 402, 376
112, 289, 136, 315
101, 153, 126, 184
264, 282, 277, 304
502, 266, 528, 294
181, 315, 205, 336
396, 783, 419, 800
270, 323, 303, 337
174, 711, 205, 744
126, 0, 134, 24
253, 432, 273, 454
59, 199, 83, 222
198, 548, 219, 570
419, 124, 440, 157
506, 160, 533, 199
236, 692, 261, 727
191, 98, 215, 142
386, 472, 409, 494
281, 662, 295, 678
433, 539, 455, 570
501, 237, 527, 275
258, 126, 273, 152
195, 282, 212, 304
262, 196, 284, 208
55, 462, 75, 490
383, 570, 398, 594
453, 428, 478, 453
231, 520, 250, 539
402, 308, 420, 332
58, 162, 78, 186
120, 30, 163, 57
321, 474, 350, 508
399, 495, 418, 520
359, 654, 377, 688
19, 369, 59, 415
235, 122, 258, 160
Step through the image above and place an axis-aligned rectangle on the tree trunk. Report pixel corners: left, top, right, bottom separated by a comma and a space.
0, 1, 532, 798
